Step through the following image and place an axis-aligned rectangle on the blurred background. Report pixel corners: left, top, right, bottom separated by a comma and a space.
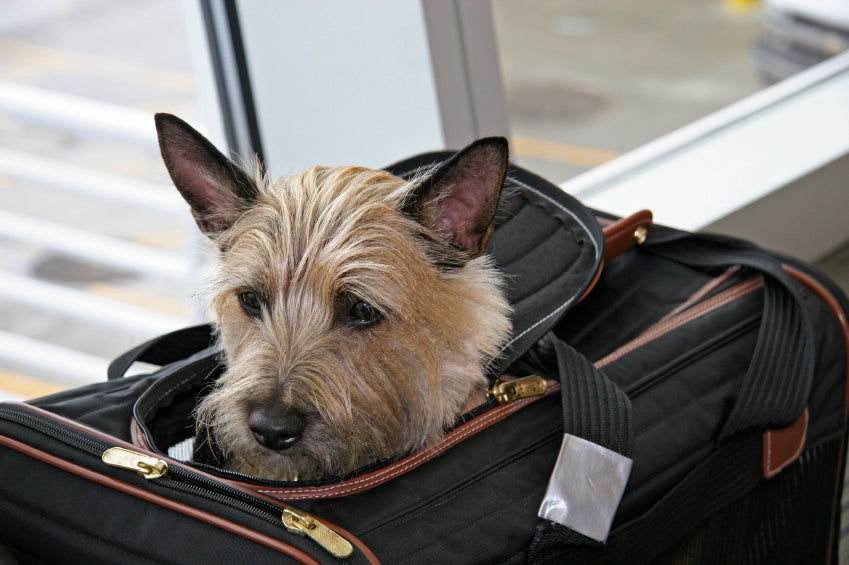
0, 0, 847, 400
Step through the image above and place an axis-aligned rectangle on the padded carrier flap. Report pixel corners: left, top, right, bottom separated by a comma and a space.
385, 151, 604, 375
100, 151, 603, 383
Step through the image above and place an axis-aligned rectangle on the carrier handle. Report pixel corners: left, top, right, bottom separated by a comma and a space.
532, 229, 817, 556
107, 324, 215, 380
529, 332, 634, 553
552, 335, 633, 457
643, 229, 816, 441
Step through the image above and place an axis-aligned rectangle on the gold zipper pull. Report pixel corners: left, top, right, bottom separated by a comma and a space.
487, 375, 548, 404
282, 507, 354, 559
102, 447, 169, 479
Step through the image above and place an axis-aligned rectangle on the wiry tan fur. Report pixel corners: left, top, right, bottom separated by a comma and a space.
194, 165, 512, 481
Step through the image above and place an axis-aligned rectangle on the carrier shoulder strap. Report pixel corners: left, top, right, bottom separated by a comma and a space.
530, 333, 633, 554
532, 228, 819, 560
643, 229, 816, 440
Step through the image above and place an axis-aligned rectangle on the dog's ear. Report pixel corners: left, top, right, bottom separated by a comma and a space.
406, 137, 508, 256
155, 113, 258, 236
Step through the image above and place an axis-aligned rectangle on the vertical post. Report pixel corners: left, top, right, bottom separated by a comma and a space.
421, 1, 510, 148
182, 0, 509, 173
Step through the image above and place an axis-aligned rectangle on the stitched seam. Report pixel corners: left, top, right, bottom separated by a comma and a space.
256, 382, 560, 499
257, 403, 527, 498
765, 409, 808, 478
660, 267, 742, 322
596, 276, 764, 368
764, 431, 774, 478
499, 180, 601, 354
141, 367, 211, 421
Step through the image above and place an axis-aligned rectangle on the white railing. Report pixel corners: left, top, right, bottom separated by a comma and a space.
0, 81, 194, 391
0, 81, 158, 145
0, 148, 184, 213
566, 50, 849, 263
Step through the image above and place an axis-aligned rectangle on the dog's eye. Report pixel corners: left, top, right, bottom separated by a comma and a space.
238, 291, 263, 317
349, 300, 382, 327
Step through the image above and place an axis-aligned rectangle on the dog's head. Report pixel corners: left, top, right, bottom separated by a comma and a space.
155, 113, 512, 480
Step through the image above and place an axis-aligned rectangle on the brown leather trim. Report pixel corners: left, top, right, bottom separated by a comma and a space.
658, 266, 742, 323
762, 408, 808, 479
0, 433, 320, 565
130, 417, 149, 450
596, 276, 765, 368
3, 403, 380, 563
240, 380, 561, 501
600, 209, 653, 264
9, 401, 154, 447
578, 260, 604, 303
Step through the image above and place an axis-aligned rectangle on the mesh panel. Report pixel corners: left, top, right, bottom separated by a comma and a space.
702, 438, 843, 565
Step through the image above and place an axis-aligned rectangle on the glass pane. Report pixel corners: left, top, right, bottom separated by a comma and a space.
492, 0, 848, 183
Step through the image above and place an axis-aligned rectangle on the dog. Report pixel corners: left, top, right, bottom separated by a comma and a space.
155, 113, 512, 481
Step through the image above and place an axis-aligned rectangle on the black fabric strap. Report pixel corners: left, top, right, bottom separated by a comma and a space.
553, 336, 633, 457
107, 324, 215, 380
643, 231, 816, 440
530, 334, 633, 559
533, 230, 816, 561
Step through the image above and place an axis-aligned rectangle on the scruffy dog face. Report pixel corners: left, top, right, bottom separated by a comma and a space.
155, 114, 511, 481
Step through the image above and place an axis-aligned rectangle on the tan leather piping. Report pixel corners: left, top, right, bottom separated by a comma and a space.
601, 209, 653, 264
0, 433, 321, 565
596, 276, 765, 368
242, 380, 560, 501
762, 408, 808, 479
2, 402, 380, 564
658, 266, 742, 323
130, 417, 148, 450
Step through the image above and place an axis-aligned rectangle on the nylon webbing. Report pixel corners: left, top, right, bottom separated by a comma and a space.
554, 336, 633, 457
643, 232, 815, 440
530, 335, 633, 558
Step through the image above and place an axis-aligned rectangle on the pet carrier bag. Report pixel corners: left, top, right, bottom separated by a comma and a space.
0, 152, 847, 565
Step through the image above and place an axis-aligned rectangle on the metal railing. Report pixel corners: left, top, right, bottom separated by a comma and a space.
0, 80, 193, 394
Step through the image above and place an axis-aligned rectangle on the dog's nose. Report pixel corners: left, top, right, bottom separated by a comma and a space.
248, 405, 306, 451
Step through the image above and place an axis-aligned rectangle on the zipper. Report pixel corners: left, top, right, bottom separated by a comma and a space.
283, 507, 356, 559
623, 314, 761, 398
103, 446, 168, 478
185, 375, 553, 491
596, 275, 764, 368
487, 374, 547, 404
0, 404, 354, 560
0, 405, 105, 458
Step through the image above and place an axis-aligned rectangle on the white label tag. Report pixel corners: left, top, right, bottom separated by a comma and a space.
538, 433, 633, 543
